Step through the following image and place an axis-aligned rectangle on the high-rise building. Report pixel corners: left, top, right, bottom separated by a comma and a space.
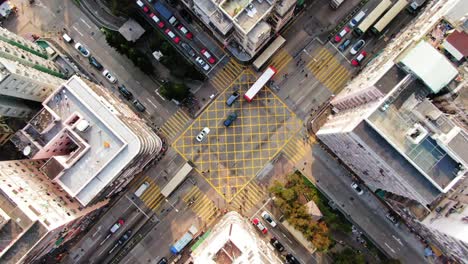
0, 27, 66, 118
182, 0, 296, 61
11, 76, 163, 207
0, 159, 106, 263
191, 211, 282, 263
316, 0, 468, 262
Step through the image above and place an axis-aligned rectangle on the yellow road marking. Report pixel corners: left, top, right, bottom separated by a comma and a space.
230, 182, 265, 212
173, 69, 302, 202
184, 186, 218, 223
307, 48, 351, 94
210, 59, 245, 92
270, 49, 292, 73
160, 110, 192, 139
282, 137, 314, 165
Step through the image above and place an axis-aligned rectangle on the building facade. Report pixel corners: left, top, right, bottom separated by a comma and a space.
191, 211, 282, 263
0, 27, 66, 118
316, 0, 468, 262
11, 76, 163, 207
0, 159, 106, 263
183, 0, 296, 61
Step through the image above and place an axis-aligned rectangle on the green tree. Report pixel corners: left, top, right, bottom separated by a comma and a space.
102, 29, 154, 75
159, 82, 190, 101
106, 0, 133, 17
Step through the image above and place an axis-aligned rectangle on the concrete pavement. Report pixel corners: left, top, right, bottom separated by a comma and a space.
293, 142, 428, 263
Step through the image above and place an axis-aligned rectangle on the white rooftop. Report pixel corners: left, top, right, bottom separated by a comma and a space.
44, 77, 142, 205
192, 211, 282, 264
399, 41, 458, 93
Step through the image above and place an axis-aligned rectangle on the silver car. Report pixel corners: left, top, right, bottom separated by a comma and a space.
195, 57, 210, 71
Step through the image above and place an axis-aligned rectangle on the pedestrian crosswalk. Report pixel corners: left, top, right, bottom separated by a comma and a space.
136, 176, 165, 212
211, 59, 245, 92
282, 136, 315, 165
306, 48, 351, 94
160, 109, 191, 140
230, 181, 266, 213
183, 186, 219, 227
269, 49, 292, 74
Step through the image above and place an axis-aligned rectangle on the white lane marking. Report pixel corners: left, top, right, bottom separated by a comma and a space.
154, 89, 167, 101
72, 26, 84, 36
384, 242, 396, 253
146, 98, 159, 109
329, 41, 351, 63
392, 235, 404, 246
80, 18, 92, 29
92, 226, 102, 238
281, 232, 293, 244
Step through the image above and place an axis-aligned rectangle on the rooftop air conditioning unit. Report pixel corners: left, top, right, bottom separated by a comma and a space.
76, 119, 90, 132
406, 123, 428, 144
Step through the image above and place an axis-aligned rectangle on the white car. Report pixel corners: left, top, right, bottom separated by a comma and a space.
74, 43, 90, 57
350, 39, 365, 55
102, 70, 117, 83
350, 181, 364, 195
195, 57, 210, 71
196, 127, 210, 142
261, 211, 277, 227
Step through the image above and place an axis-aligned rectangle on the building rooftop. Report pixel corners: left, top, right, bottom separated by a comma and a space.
443, 30, 468, 61
355, 121, 441, 205
14, 77, 144, 206
367, 78, 466, 193
246, 21, 271, 44
192, 211, 282, 264
235, 0, 273, 33
118, 19, 145, 42
397, 41, 458, 93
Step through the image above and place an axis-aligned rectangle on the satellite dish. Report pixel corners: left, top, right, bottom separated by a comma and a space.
23, 146, 31, 156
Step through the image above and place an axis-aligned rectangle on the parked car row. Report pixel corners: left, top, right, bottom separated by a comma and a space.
136, 0, 217, 72
252, 211, 300, 263
333, 9, 370, 67
64, 34, 147, 113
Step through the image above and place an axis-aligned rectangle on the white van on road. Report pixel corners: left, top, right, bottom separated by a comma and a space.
349, 10, 367, 28
134, 181, 150, 197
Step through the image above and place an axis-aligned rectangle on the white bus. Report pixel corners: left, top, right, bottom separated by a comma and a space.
354, 0, 392, 36
161, 163, 193, 197
372, 0, 409, 34
252, 36, 286, 71
244, 66, 277, 102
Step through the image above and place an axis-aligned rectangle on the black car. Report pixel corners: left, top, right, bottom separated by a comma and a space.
270, 237, 284, 252
286, 253, 300, 264
133, 99, 146, 112
117, 230, 132, 245
88, 56, 103, 71
118, 85, 133, 100
157, 257, 167, 264
181, 42, 196, 57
